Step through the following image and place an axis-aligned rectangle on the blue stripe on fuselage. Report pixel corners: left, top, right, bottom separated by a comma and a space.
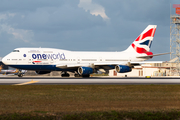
8, 65, 76, 72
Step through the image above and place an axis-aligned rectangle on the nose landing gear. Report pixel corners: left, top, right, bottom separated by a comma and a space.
18, 73, 23, 77
17, 69, 23, 77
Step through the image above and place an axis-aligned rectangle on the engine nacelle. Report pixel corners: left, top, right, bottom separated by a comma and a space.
35, 71, 51, 74
78, 67, 93, 75
115, 65, 132, 73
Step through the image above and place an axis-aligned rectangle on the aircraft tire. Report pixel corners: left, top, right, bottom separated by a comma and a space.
18, 74, 23, 77
74, 74, 81, 77
82, 74, 90, 78
61, 73, 70, 77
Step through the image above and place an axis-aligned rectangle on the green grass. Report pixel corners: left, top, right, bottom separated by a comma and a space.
33, 111, 48, 114
1, 111, 180, 120
0, 113, 56, 120
61, 111, 180, 120
1, 85, 180, 117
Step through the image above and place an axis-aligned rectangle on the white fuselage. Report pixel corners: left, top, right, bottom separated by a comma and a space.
2, 48, 145, 71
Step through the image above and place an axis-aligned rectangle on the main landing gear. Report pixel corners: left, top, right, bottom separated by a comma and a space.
74, 73, 81, 77
74, 73, 90, 78
61, 72, 90, 78
82, 74, 90, 78
61, 72, 70, 77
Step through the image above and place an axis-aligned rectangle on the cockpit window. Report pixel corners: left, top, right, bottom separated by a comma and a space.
13, 50, 20, 52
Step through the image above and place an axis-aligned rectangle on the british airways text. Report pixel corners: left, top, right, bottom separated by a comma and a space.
32, 53, 65, 60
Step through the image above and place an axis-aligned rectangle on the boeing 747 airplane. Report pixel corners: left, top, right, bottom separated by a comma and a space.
2, 25, 169, 77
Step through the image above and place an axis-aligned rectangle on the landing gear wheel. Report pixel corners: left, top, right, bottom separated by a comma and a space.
74, 74, 81, 77
61, 72, 70, 77
82, 74, 90, 78
17, 69, 23, 77
18, 74, 23, 77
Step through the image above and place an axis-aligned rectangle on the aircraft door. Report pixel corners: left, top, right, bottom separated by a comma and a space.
77, 57, 80, 64
28, 55, 32, 64
99, 57, 103, 62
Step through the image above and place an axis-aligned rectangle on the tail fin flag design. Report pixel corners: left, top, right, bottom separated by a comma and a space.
126, 25, 157, 56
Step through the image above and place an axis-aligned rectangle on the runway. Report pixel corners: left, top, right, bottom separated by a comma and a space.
0, 76, 180, 85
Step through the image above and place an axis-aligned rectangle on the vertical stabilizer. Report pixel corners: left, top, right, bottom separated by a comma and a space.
125, 25, 157, 56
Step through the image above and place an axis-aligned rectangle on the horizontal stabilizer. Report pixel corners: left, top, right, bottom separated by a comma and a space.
136, 52, 170, 58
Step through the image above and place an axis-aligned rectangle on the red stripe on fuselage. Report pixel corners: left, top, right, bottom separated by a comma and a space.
33, 61, 42, 63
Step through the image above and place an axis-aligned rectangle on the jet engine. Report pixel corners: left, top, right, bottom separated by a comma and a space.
35, 71, 51, 74
115, 65, 132, 73
78, 67, 93, 75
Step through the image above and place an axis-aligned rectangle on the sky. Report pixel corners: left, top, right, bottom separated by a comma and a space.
0, 0, 179, 61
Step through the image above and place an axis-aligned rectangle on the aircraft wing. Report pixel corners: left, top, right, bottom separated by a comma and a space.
56, 62, 130, 69
56, 64, 92, 68
56, 60, 165, 69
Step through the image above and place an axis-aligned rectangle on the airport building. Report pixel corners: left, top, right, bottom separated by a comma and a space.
109, 61, 176, 77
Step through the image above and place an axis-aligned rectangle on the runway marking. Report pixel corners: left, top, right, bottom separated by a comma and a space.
14, 79, 39, 85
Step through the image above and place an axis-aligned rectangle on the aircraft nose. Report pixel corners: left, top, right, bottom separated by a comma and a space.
2, 57, 8, 65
